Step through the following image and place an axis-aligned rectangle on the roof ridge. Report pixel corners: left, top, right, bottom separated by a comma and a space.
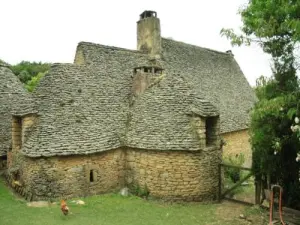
161, 37, 232, 56
0, 59, 11, 67
77, 41, 145, 54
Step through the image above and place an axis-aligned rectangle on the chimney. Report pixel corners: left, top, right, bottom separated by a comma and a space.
226, 50, 234, 56
137, 10, 161, 56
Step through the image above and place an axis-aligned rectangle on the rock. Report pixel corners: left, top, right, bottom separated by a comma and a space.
120, 187, 129, 196
76, 200, 85, 205
239, 214, 246, 219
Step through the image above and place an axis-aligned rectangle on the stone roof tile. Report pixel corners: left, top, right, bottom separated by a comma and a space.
21, 37, 256, 157
0, 66, 35, 156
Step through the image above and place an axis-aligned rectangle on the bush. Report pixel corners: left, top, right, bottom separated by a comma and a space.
250, 77, 300, 209
10, 61, 50, 84
224, 153, 245, 183
131, 184, 150, 199
25, 71, 47, 92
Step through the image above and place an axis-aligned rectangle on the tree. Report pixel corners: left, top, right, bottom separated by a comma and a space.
10, 61, 50, 92
25, 71, 47, 92
221, 0, 300, 209
10, 61, 50, 84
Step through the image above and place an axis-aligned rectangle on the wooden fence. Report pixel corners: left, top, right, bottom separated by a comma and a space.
218, 162, 260, 205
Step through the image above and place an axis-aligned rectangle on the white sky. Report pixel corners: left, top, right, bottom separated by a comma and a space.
0, 0, 273, 86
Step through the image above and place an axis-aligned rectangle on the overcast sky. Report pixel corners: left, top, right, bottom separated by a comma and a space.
0, 0, 273, 86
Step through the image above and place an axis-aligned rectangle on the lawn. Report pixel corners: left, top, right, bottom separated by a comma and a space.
0, 178, 266, 225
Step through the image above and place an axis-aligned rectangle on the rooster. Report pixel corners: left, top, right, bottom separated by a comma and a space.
60, 200, 69, 216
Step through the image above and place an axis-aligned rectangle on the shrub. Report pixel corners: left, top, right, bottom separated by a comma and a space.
224, 153, 245, 183
131, 184, 150, 199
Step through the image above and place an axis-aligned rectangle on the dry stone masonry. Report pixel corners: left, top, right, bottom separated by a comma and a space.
1, 10, 257, 202
0, 60, 35, 170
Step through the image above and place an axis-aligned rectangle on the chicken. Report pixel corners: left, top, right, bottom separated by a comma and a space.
60, 200, 69, 216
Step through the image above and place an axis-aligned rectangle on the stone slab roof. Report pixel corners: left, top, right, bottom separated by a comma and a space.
0, 59, 10, 67
22, 63, 127, 157
21, 38, 256, 157
127, 75, 219, 151
161, 38, 257, 133
79, 40, 256, 133
0, 63, 35, 156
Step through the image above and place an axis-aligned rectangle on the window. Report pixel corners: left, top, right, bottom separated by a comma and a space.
89, 170, 94, 182
205, 117, 219, 146
14, 170, 20, 181
0, 155, 7, 160
0, 155, 7, 169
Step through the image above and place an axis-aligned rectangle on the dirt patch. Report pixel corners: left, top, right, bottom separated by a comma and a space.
27, 201, 52, 207
216, 201, 267, 225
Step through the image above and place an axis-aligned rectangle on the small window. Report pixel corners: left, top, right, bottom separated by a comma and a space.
13, 170, 20, 181
0, 155, 7, 160
89, 170, 94, 182
206, 117, 219, 146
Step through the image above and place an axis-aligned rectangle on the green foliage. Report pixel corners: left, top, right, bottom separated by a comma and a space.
240, 0, 300, 42
221, 0, 299, 92
221, 0, 300, 47
255, 76, 280, 100
224, 153, 245, 183
250, 82, 300, 174
25, 71, 47, 92
3, 178, 260, 225
10, 61, 50, 92
250, 78, 300, 209
221, 0, 300, 209
10, 61, 50, 84
223, 154, 254, 198
131, 184, 150, 199
286, 181, 300, 209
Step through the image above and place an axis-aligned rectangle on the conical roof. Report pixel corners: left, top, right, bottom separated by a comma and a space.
0, 60, 36, 156
0, 59, 10, 67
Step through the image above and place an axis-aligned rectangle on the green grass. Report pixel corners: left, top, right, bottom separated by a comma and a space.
0, 179, 264, 225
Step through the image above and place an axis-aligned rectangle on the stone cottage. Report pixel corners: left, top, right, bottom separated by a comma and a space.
5, 11, 256, 201
0, 60, 35, 171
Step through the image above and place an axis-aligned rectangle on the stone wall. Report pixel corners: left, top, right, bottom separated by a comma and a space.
7, 152, 12, 169
22, 114, 37, 145
221, 129, 252, 167
125, 147, 221, 201
9, 116, 23, 169
8, 114, 37, 169
74, 49, 85, 65
9, 146, 221, 202
19, 148, 125, 201
11, 116, 22, 152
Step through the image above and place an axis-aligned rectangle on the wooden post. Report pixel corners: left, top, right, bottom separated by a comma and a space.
218, 163, 222, 202
255, 179, 261, 205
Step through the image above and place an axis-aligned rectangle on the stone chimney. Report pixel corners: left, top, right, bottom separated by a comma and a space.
137, 10, 161, 56
226, 50, 234, 56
